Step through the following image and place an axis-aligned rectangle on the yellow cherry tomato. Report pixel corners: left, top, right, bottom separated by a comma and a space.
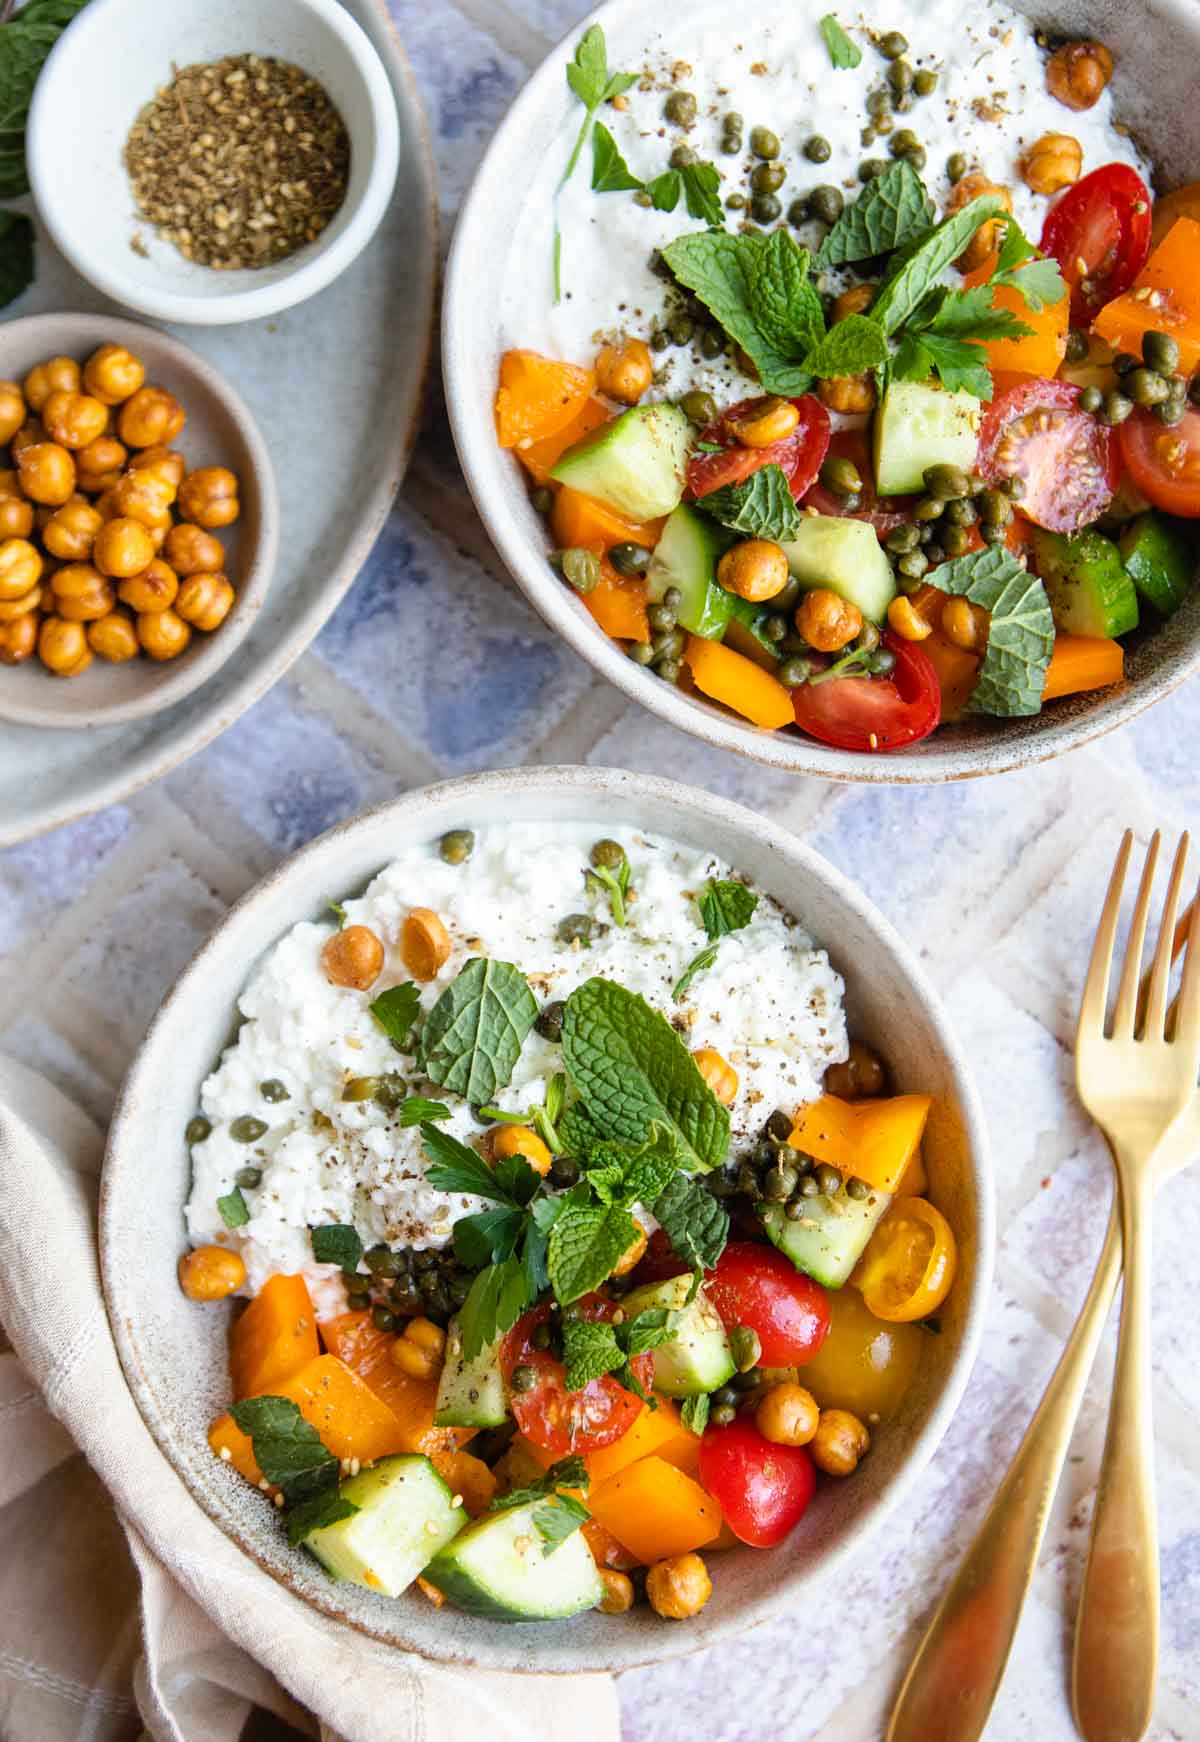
855, 1196, 958, 1323
801, 1286, 923, 1422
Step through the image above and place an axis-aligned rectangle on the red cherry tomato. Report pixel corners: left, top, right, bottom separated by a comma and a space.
500, 1295, 652, 1456
800, 429, 911, 540
687, 395, 831, 501
792, 630, 941, 753
1118, 404, 1200, 519
698, 1416, 817, 1547
977, 375, 1119, 533
1040, 163, 1153, 325
704, 1240, 831, 1366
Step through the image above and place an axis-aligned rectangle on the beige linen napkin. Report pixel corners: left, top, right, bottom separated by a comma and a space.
0, 1055, 621, 1742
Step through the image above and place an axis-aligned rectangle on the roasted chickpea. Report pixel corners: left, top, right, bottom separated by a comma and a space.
887, 595, 934, 641
824, 1039, 886, 1100
164, 521, 224, 575
0, 469, 20, 499
17, 441, 76, 506
390, 1320, 442, 1380
817, 371, 878, 414
0, 537, 43, 600
10, 417, 46, 461
756, 1381, 820, 1447
612, 1222, 648, 1277
0, 611, 38, 664
941, 595, 990, 651
83, 343, 146, 407
596, 336, 654, 404
178, 465, 240, 529
0, 495, 33, 539
118, 558, 178, 614
41, 389, 109, 451
42, 498, 103, 562
136, 606, 191, 660
726, 395, 801, 448
178, 1244, 246, 1301
811, 1408, 870, 1477
833, 282, 877, 323
945, 171, 1012, 272
692, 1046, 739, 1105
717, 538, 789, 602
1046, 39, 1114, 111
23, 355, 80, 413
51, 563, 116, 622
0, 380, 26, 445
0, 584, 42, 621
87, 610, 140, 663
1021, 131, 1083, 195
38, 615, 92, 676
597, 1570, 635, 1615
94, 516, 156, 579
128, 444, 186, 488
176, 571, 234, 631
795, 587, 863, 652
321, 923, 384, 990
646, 1553, 713, 1620
489, 1123, 553, 1176
109, 468, 174, 529
117, 385, 186, 448
75, 434, 128, 494
401, 906, 453, 980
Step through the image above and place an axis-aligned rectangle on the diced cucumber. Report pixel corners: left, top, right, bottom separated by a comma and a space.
723, 595, 784, 669
305, 1455, 464, 1597
1097, 472, 1151, 529
1031, 527, 1140, 638
780, 516, 896, 623
423, 1500, 603, 1622
620, 1273, 736, 1397
762, 1185, 891, 1288
551, 402, 692, 522
873, 380, 984, 496
645, 503, 734, 638
1119, 512, 1197, 617
434, 1320, 508, 1429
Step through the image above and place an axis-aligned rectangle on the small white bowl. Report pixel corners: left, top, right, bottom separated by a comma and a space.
27, 0, 400, 327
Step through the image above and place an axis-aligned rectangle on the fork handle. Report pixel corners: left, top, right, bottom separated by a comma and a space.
887, 1200, 1121, 1742
1073, 1159, 1159, 1742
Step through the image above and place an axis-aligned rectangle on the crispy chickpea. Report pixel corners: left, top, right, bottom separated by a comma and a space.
41, 389, 108, 451
1021, 131, 1083, 196
0, 380, 26, 445
489, 1123, 553, 1176
598, 1570, 635, 1615
596, 336, 654, 404
1046, 39, 1113, 110
118, 385, 186, 449
824, 1039, 886, 1100
0, 495, 33, 539
178, 1244, 246, 1301
76, 434, 128, 494
646, 1553, 713, 1620
945, 171, 1012, 272
402, 906, 452, 981
833, 282, 877, 323
42, 498, 103, 562
0, 584, 42, 621
887, 595, 933, 641
38, 615, 92, 676
811, 1408, 870, 1477
795, 587, 863, 653
23, 355, 80, 413
756, 1381, 820, 1447
817, 371, 878, 414
0, 469, 20, 499
11, 418, 46, 461
87, 610, 140, 663
692, 1046, 738, 1105
52, 564, 116, 622
0, 611, 38, 664
0, 537, 43, 600
128, 444, 186, 488
83, 343, 146, 406
726, 395, 800, 448
118, 558, 178, 614
176, 571, 234, 631
17, 441, 76, 506
165, 521, 224, 575
321, 923, 384, 990
178, 465, 240, 529
717, 538, 789, 602
941, 595, 990, 652
94, 516, 156, 579
109, 468, 174, 529
136, 607, 191, 661
612, 1222, 648, 1277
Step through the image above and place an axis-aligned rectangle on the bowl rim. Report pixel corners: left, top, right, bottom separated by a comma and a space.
26, 0, 401, 328
441, 0, 1200, 787
100, 764, 995, 1672
0, 309, 279, 729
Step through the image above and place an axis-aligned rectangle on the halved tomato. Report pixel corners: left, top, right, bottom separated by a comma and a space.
687, 395, 830, 501
800, 429, 911, 540
1118, 403, 1200, 518
499, 1296, 652, 1457
1040, 163, 1153, 324
977, 376, 1118, 533
792, 631, 940, 752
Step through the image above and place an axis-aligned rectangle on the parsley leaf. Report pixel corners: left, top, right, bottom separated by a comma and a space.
817, 160, 934, 267
681, 1393, 710, 1435
217, 1188, 249, 1229
285, 1490, 359, 1548
993, 217, 1067, 311
699, 878, 759, 941
490, 1456, 591, 1552
452, 1204, 525, 1268
663, 230, 816, 396
310, 1223, 363, 1273
925, 543, 1055, 716
892, 329, 995, 400
645, 168, 682, 211
681, 160, 724, 227
394, 1096, 450, 1127
0, 211, 34, 311
802, 313, 891, 379
419, 958, 538, 1106
422, 1124, 517, 1204
673, 943, 720, 1002
819, 13, 862, 67
590, 120, 642, 192
547, 1202, 640, 1303
230, 1395, 340, 1507
491, 1455, 590, 1511
871, 193, 1009, 335
696, 464, 800, 542
558, 26, 637, 300
918, 284, 1033, 342
369, 982, 422, 1046
653, 1172, 730, 1273
458, 1254, 531, 1359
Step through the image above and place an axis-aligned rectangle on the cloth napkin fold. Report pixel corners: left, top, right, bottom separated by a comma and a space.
0, 1055, 621, 1742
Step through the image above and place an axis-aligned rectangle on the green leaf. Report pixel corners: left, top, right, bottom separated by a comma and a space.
310, 1223, 363, 1273
871, 194, 1008, 335
547, 1202, 639, 1303
0, 0, 89, 191
662, 230, 814, 397
696, 465, 800, 542
458, 1256, 530, 1360
619, 1125, 688, 1208
681, 161, 724, 228
673, 943, 720, 1002
747, 228, 824, 363
217, 1188, 249, 1230
920, 285, 1033, 342
453, 1205, 525, 1269
803, 314, 892, 379
532, 1493, 591, 1553
420, 959, 538, 1105
286, 1490, 359, 1548
545, 1073, 567, 1128
645, 168, 681, 212
562, 1318, 623, 1390
493, 1153, 545, 1206
680, 1392, 710, 1435
623, 1307, 675, 1358
819, 12, 861, 67
394, 1096, 450, 1127
925, 544, 1055, 716
591, 121, 643, 193
892, 329, 995, 400
817, 160, 934, 267
699, 878, 759, 941
368, 983, 421, 1046
229, 1396, 340, 1507
422, 1124, 516, 1204
992, 217, 1067, 311
520, 1218, 550, 1298
653, 1173, 730, 1272
586, 848, 630, 926
561, 978, 730, 1170
490, 1455, 590, 1512
559, 25, 636, 299
0, 211, 33, 311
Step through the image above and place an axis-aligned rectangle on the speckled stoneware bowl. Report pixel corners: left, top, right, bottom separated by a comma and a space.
100, 766, 993, 1672
443, 0, 1200, 785
0, 312, 277, 729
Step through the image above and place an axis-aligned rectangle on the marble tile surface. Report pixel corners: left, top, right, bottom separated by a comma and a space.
2, 1, 1199, 1737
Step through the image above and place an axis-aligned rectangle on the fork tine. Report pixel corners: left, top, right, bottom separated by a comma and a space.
1169, 859, 1200, 1064
1144, 833, 1189, 1038
1078, 830, 1132, 1049
1136, 893, 1195, 1031
1112, 831, 1160, 1038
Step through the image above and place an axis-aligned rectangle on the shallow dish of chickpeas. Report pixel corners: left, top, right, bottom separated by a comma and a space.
0, 312, 277, 728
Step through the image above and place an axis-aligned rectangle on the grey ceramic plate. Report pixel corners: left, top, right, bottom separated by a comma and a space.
0, 0, 436, 845
100, 767, 993, 1672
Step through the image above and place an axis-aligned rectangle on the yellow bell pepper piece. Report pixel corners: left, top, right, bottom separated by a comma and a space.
588, 1455, 722, 1564
788, 1093, 932, 1195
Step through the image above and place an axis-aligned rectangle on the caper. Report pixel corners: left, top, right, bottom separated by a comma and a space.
924, 541, 945, 565
809, 184, 844, 225
653, 628, 686, 661
648, 603, 678, 635
664, 585, 683, 609
914, 494, 945, 522
230, 1115, 267, 1143
235, 1166, 262, 1189
610, 539, 655, 576
941, 524, 970, 558
1079, 384, 1104, 414
260, 1078, 290, 1103
896, 549, 929, 580
764, 1108, 793, 1143
649, 328, 670, 353
946, 151, 968, 183
979, 488, 1013, 525
347, 1290, 371, 1312
711, 1403, 737, 1426
1064, 327, 1089, 363
656, 657, 682, 684
888, 58, 914, 93
1128, 367, 1169, 406
878, 29, 908, 58
751, 192, 782, 223
917, 522, 936, 546
535, 1000, 566, 1044
750, 125, 781, 159
890, 128, 920, 157
591, 838, 625, 871
736, 1162, 760, 1196
558, 912, 601, 944
1156, 398, 1187, 426
414, 1249, 439, 1273
1142, 330, 1180, 376
905, 144, 927, 168
860, 158, 888, 182
561, 547, 600, 594
724, 110, 744, 132
846, 1175, 871, 1200
699, 327, 725, 360
785, 1197, 810, 1220
435, 829, 475, 871
530, 484, 554, 516
1113, 351, 1138, 378
369, 1304, 395, 1332
762, 612, 788, 644
1101, 390, 1134, 426
772, 574, 803, 615
799, 1173, 822, 1198
980, 519, 1008, 545
633, 189, 653, 208
667, 313, 695, 346
820, 454, 864, 497
366, 1243, 401, 1277
185, 1115, 212, 1145
944, 496, 977, 526
764, 1162, 798, 1201
874, 112, 894, 136
720, 132, 743, 157
804, 134, 832, 163
885, 521, 920, 554
509, 1363, 538, 1393
923, 462, 971, 500
751, 161, 786, 193
913, 67, 937, 96
866, 87, 892, 117
779, 656, 812, 688
861, 124, 877, 147
854, 619, 882, 655
712, 1382, 741, 1409
342, 1075, 380, 1103
725, 191, 747, 210
670, 143, 698, 170
814, 1162, 842, 1197
730, 1326, 762, 1372
707, 1171, 737, 1198
1001, 474, 1026, 499
664, 90, 698, 126
628, 640, 655, 667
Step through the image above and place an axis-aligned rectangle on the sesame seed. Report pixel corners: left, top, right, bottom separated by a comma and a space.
258, 1480, 271, 1492
451, 1493, 464, 1509
425, 1520, 441, 1536
219, 1446, 232, 1462
274, 1491, 285, 1508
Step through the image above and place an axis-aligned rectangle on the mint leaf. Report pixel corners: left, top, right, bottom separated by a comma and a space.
699, 878, 759, 941
369, 982, 421, 1046
286, 1490, 359, 1548
819, 13, 861, 67
591, 121, 642, 193
0, 212, 34, 311
681, 160, 724, 227
662, 231, 814, 397
872, 194, 1008, 335
310, 1223, 363, 1273
926, 544, 1055, 717
0, 0, 90, 197
394, 1096, 450, 1127
623, 1307, 675, 1358
619, 1125, 688, 1207
561, 978, 730, 1170
645, 168, 681, 212
532, 1493, 591, 1553
230, 1396, 340, 1506
453, 1205, 525, 1268
654, 1173, 729, 1272
491, 1455, 590, 1511
747, 228, 824, 363
562, 1318, 623, 1390
458, 1255, 530, 1359
217, 1188, 249, 1229
817, 160, 934, 267
547, 1202, 639, 1303
673, 943, 720, 1002
697, 464, 800, 542
420, 959, 538, 1105
681, 1392, 710, 1435
422, 1124, 517, 1204
803, 314, 891, 379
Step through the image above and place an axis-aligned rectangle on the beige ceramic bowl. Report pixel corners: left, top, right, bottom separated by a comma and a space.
0, 313, 278, 729
100, 767, 993, 1672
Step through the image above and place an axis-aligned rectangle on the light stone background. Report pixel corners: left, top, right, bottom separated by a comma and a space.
3, 1, 1200, 1737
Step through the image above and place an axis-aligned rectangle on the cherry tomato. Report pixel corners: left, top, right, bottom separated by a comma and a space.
500, 1295, 652, 1456
687, 395, 831, 501
629, 1227, 689, 1287
800, 429, 911, 540
704, 1240, 831, 1366
698, 1415, 816, 1546
1040, 163, 1153, 324
853, 1197, 958, 1323
1118, 404, 1200, 519
801, 1285, 924, 1421
977, 376, 1118, 533
792, 630, 940, 752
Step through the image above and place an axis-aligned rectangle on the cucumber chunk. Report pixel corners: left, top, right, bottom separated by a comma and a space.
1119, 512, 1197, 617
874, 380, 983, 496
423, 1500, 603, 1622
305, 1455, 464, 1597
551, 402, 692, 522
723, 596, 785, 669
1031, 527, 1140, 637
645, 503, 734, 637
620, 1273, 736, 1397
434, 1320, 508, 1429
780, 516, 897, 623
762, 1185, 891, 1288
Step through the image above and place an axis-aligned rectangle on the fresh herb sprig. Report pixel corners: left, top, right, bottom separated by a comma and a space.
230, 1395, 359, 1546
0, 0, 90, 310
818, 13, 862, 69
556, 27, 637, 300
489, 1455, 591, 1553
591, 123, 724, 228
924, 542, 1055, 715
562, 1306, 675, 1400
673, 878, 758, 1000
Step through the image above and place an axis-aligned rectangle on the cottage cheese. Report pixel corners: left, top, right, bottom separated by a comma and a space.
186, 824, 848, 1309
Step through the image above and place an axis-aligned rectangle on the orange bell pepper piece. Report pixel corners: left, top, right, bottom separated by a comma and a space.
210, 1352, 406, 1479
582, 1517, 640, 1571
683, 635, 795, 730
964, 253, 1069, 379
588, 1456, 722, 1564
495, 350, 596, 450
320, 1311, 474, 1454
789, 1093, 933, 1195
1041, 633, 1125, 701
1093, 219, 1200, 379
208, 1412, 264, 1486
515, 397, 609, 485
428, 1448, 497, 1517
551, 484, 665, 553
583, 559, 651, 643
1151, 184, 1200, 249
230, 1274, 319, 1401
